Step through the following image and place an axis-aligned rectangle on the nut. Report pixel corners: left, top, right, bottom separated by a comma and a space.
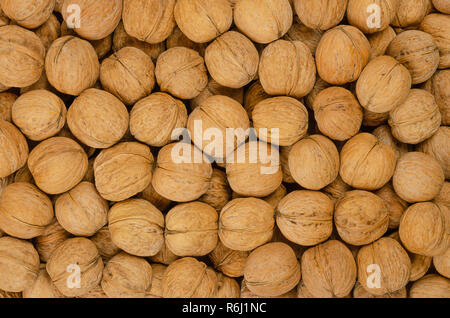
391, 0, 431, 27
294, 0, 347, 30
417, 126, 450, 179
375, 183, 408, 230
209, 241, 248, 278
409, 274, 450, 298
90, 226, 120, 262
433, 248, 450, 279
0, 0, 55, 29
0, 92, 17, 122
372, 125, 409, 160
198, 169, 231, 212
190, 77, 244, 110
0, 120, 29, 178
420, 13, 450, 69
283, 19, 323, 56
367, 27, 397, 59
35, 219, 72, 262
347, 0, 398, 34
423, 69, 450, 125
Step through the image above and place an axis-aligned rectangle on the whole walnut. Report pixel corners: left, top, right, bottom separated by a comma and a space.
139, 182, 172, 212
226, 141, 282, 197
357, 237, 411, 296
277, 190, 334, 246
152, 142, 212, 202
302, 240, 356, 298
259, 40, 316, 98
372, 125, 409, 160
67, 88, 129, 148
288, 135, 339, 190
335, 190, 389, 246
62, 0, 122, 40
209, 241, 248, 278
174, 0, 232, 43
423, 70, 450, 125
243, 81, 270, 120
90, 226, 120, 262
187, 95, 250, 159
392, 0, 431, 27
368, 27, 397, 59
155, 47, 208, 100
165, 201, 218, 256
0, 237, 40, 292
399, 202, 449, 256
0, 26, 45, 88
340, 133, 396, 190
145, 263, 166, 298
219, 198, 274, 251
316, 25, 371, 85
347, 0, 398, 34
376, 183, 408, 230
433, 248, 450, 279
252, 96, 308, 146
234, 0, 292, 44
244, 242, 301, 297
23, 265, 65, 298
313, 87, 363, 141
100, 47, 155, 105
356, 56, 411, 114
0, 120, 28, 178
417, 126, 449, 179
393, 152, 444, 203
0, 182, 53, 239
199, 169, 231, 212
387, 30, 439, 84
94, 142, 153, 202
353, 282, 407, 298
45, 36, 99, 95
122, 0, 175, 44
190, 78, 244, 110
205, 31, 259, 89
12, 90, 66, 141
101, 252, 152, 298
130, 93, 187, 148
0, 92, 16, 122
214, 273, 240, 298
409, 274, 450, 298
149, 240, 179, 265
423, 15, 448, 70
432, 0, 450, 13
162, 257, 218, 298
409, 253, 432, 282
0, 0, 54, 29
28, 137, 88, 194
46, 237, 103, 297
284, 20, 323, 56
34, 220, 71, 262
55, 182, 107, 237
242, 280, 297, 299
294, 0, 347, 30
35, 14, 60, 50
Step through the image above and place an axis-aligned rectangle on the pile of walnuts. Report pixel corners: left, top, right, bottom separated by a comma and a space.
0, 0, 449, 299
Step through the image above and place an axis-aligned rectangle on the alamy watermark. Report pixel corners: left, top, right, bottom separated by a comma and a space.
66, 264, 81, 289
366, 3, 382, 29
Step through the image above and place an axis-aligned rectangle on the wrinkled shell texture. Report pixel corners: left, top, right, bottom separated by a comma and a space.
432, 0, 450, 14
347, 0, 398, 34
372, 125, 409, 160
35, 220, 71, 262
376, 183, 408, 229
0, 120, 29, 178
0, 0, 55, 29
423, 70, 450, 125
368, 27, 397, 59
420, 14, 450, 69
409, 274, 450, 298
294, 0, 348, 30
284, 19, 323, 56
209, 241, 248, 278
198, 169, 231, 212
0, 92, 17, 122
392, 0, 431, 27
417, 126, 450, 179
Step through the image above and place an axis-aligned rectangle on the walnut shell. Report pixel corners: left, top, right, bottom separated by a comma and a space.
234, 0, 292, 44
409, 274, 450, 298
242, 280, 297, 298
392, 0, 431, 27
90, 226, 120, 262
214, 273, 240, 298
152, 142, 212, 202
187, 95, 250, 159
28, 137, 88, 195
244, 242, 301, 297
145, 263, 166, 298
335, 190, 389, 246
198, 169, 231, 212
352, 281, 407, 298
259, 40, 315, 98
372, 125, 409, 160
284, 20, 323, 56
190, 78, 244, 110
139, 182, 172, 212
417, 126, 449, 179
0, 25, 45, 88
340, 133, 396, 190
252, 96, 308, 146
368, 27, 397, 59
162, 257, 218, 298
165, 201, 218, 257
209, 241, 248, 278
323, 175, 351, 203
399, 202, 449, 256
35, 14, 60, 50
155, 47, 208, 99
375, 183, 408, 230
91, 35, 112, 59
363, 108, 389, 127
313, 87, 363, 141
23, 265, 65, 298
45, 36, 100, 95
243, 81, 270, 120
434, 181, 450, 210
34, 219, 71, 262
393, 152, 444, 203
100, 47, 155, 105
46, 237, 103, 297
174, 0, 232, 43
420, 14, 450, 69
305, 77, 330, 110
279, 146, 295, 184
12, 89, 66, 141
219, 198, 274, 251
423, 69, 450, 125
149, 240, 179, 265
94, 142, 154, 201
122, 0, 175, 44
67, 88, 129, 148
294, 0, 347, 30
432, 0, 450, 13
409, 253, 432, 282
316, 25, 371, 85
166, 26, 207, 57
62, 0, 122, 40
101, 252, 152, 298
226, 141, 282, 197
387, 30, 439, 84
433, 248, 450, 279
301, 240, 356, 298
263, 184, 287, 210
288, 134, 340, 190
205, 31, 259, 89
0, 92, 16, 122
276, 190, 333, 246
0, 0, 54, 29
347, 0, 398, 34
0, 120, 29, 178
0, 237, 40, 292
0, 182, 53, 239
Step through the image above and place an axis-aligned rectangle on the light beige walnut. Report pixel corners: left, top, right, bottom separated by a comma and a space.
284, 19, 323, 56
244, 81, 270, 120
353, 282, 407, 298
409, 274, 450, 298
347, 0, 398, 34
376, 183, 408, 230
90, 226, 120, 262
23, 265, 65, 298
420, 13, 450, 69
190, 78, 244, 110
0, 0, 54, 29
391, 0, 431, 27
209, 241, 248, 278
145, 263, 166, 298
294, 0, 347, 30
149, 240, 179, 265
199, 169, 231, 212
432, 0, 450, 13
423, 70, 450, 125
372, 125, 409, 160
139, 182, 172, 212
417, 126, 449, 179
35, 219, 71, 262
214, 273, 240, 298
0, 120, 29, 178
368, 27, 397, 59
433, 248, 450, 279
